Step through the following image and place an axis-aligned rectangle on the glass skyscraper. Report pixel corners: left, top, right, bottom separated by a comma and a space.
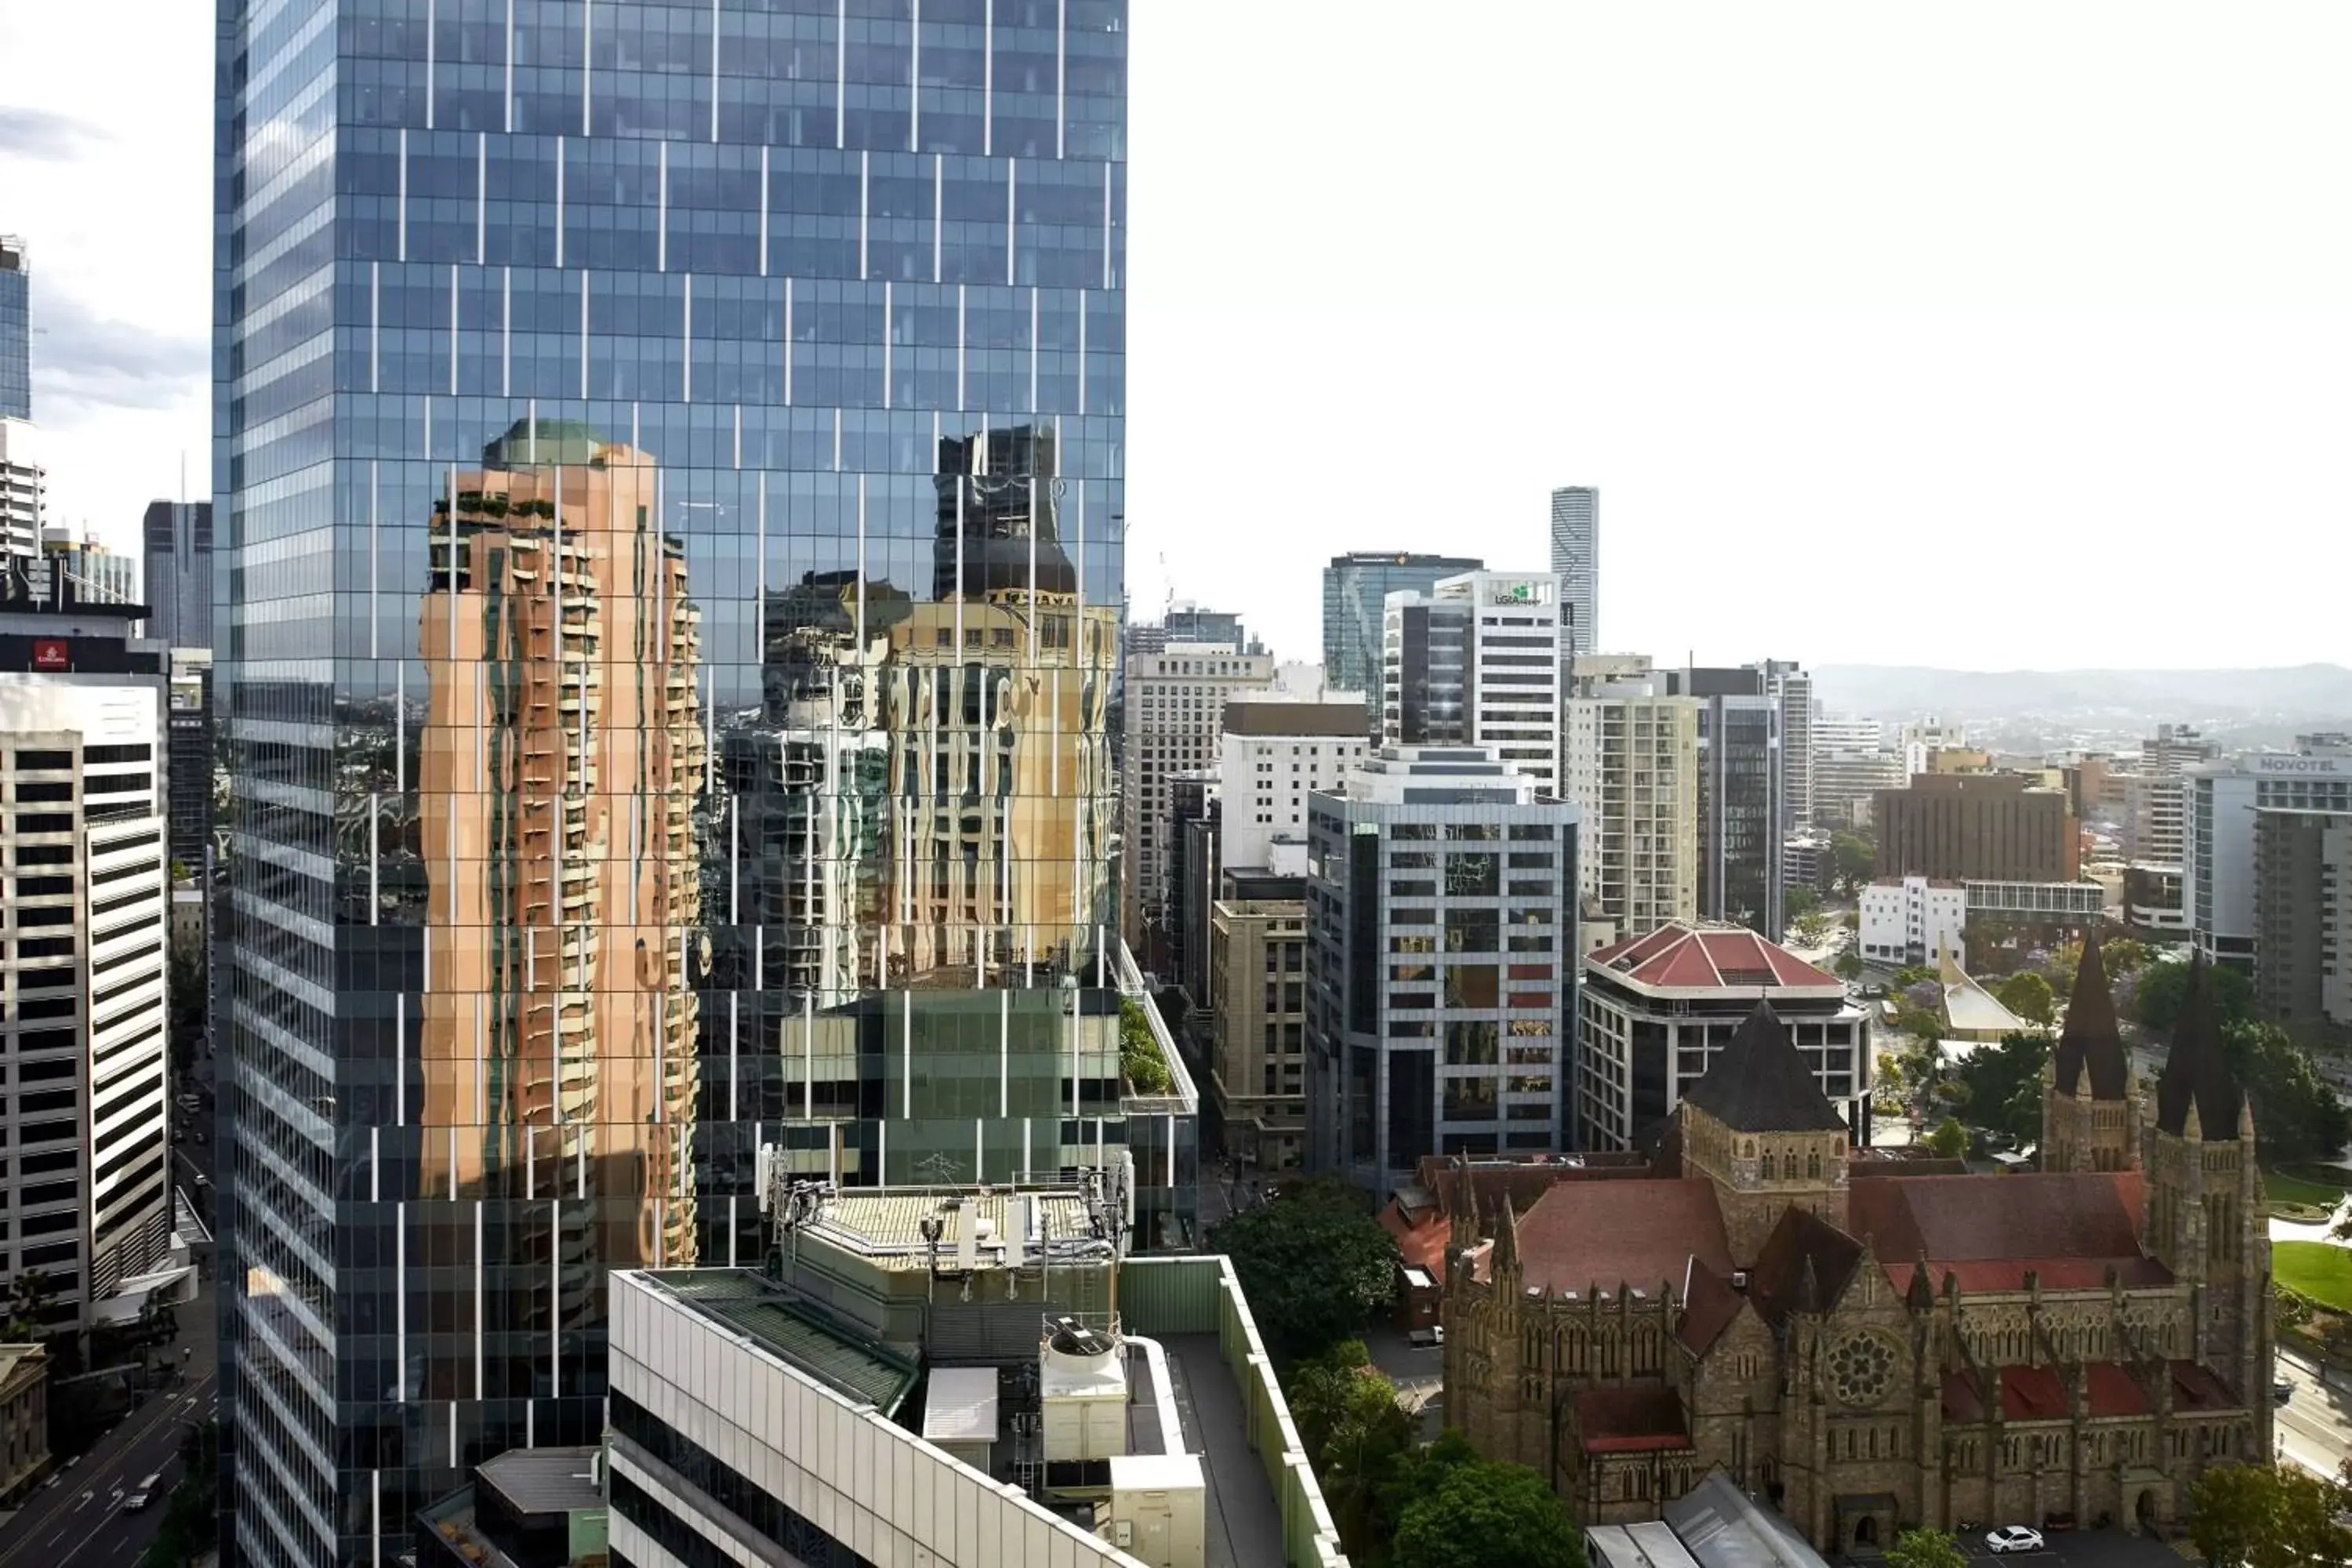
1320, 550, 1483, 731
211, 3, 1133, 1563
0, 236, 27, 420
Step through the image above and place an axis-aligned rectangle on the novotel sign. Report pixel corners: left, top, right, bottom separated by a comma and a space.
2253, 755, 2350, 775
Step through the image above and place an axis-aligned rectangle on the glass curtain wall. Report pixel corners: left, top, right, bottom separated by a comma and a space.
213, 2, 1127, 1563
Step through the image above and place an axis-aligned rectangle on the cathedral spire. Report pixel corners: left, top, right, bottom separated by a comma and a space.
2054, 925, 2129, 1100
2155, 954, 2246, 1141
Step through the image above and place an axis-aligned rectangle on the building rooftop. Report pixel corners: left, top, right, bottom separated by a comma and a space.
1661, 1469, 1831, 1568
640, 1269, 920, 1415
1679, 1004, 1849, 1134
1587, 923, 1840, 996
771, 1185, 1116, 1275
1223, 698, 1368, 736
475, 1446, 604, 1519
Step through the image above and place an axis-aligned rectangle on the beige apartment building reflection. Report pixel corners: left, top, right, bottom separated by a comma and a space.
416, 419, 706, 1327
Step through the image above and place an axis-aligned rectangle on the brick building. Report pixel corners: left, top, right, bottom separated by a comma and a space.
1874, 772, 2080, 883
1443, 936, 2270, 1553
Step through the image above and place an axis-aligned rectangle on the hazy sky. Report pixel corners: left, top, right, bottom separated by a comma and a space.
6, 2, 2350, 669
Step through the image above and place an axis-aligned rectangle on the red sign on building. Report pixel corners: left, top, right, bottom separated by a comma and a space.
31, 640, 67, 671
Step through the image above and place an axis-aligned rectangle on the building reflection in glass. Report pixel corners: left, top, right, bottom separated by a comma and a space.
413, 419, 706, 1402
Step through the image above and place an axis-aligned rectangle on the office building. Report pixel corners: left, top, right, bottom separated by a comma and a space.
2184, 747, 2352, 976
0, 417, 39, 564
2122, 772, 2187, 864
0, 237, 24, 422
1548, 486, 1598, 663
1384, 570, 1564, 794
1210, 896, 1311, 1171
32, 527, 137, 607
1897, 718, 1965, 779
604, 1178, 1342, 1568
1167, 772, 1221, 1007
1873, 772, 2078, 884
1561, 669, 1699, 935
2252, 808, 2352, 1037
1812, 716, 1896, 829
1305, 746, 1579, 1195
1122, 641, 1276, 956
1128, 604, 1258, 659
1321, 551, 1483, 734
1448, 956, 2270, 1552
2143, 723, 2216, 777
1218, 693, 1371, 874
1574, 922, 1871, 1152
141, 501, 213, 651
1753, 659, 1813, 832
1668, 667, 1783, 939
0, 576, 182, 1335
213, 5, 1142, 1559
1857, 876, 1966, 968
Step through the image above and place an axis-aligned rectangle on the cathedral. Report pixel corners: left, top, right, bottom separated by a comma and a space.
1442, 933, 2274, 1552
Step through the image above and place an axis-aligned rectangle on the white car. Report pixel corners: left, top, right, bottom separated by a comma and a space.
1985, 1525, 2045, 1554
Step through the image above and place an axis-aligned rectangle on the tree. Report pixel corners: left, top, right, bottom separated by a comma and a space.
1209, 1178, 1399, 1361
1786, 884, 1823, 921
1835, 947, 1864, 982
2, 1268, 56, 1342
1884, 1527, 1969, 1568
1926, 1116, 1969, 1158
1793, 912, 1835, 949
2137, 959, 2255, 1033
2223, 1021, 2352, 1165
2186, 1461, 2352, 1568
1285, 1342, 1416, 1555
1951, 1032, 2052, 1146
1994, 970, 2055, 1027
1831, 832, 1877, 897
1392, 1456, 1585, 1568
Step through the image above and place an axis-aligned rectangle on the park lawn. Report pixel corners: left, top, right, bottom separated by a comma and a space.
2266, 1166, 2350, 1210
2276, 1240, 2352, 1312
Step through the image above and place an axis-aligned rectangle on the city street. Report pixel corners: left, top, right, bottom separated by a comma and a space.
0, 1284, 217, 1568
2275, 1350, 2352, 1480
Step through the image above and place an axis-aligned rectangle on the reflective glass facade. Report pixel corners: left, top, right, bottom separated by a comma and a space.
0, 238, 27, 420
212, 3, 1130, 1562
1320, 551, 1483, 732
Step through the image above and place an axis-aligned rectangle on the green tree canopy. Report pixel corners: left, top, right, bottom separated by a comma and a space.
1950, 1031, 2051, 1145
1831, 832, 1877, 895
1884, 1527, 1969, 1568
2223, 1021, 2352, 1164
2186, 1461, 2352, 1568
2136, 958, 2255, 1033
1787, 884, 1823, 921
1284, 1341, 1416, 1556
1209, 1178, 1398, 1361
1392, 1456, 1585, 1568
1994, 970, 2055, 1026
1835, 946, 1864, 982
1927, 1116, 1969, 1158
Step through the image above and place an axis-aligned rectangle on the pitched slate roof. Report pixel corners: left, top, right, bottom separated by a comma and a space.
1676, 1264, 1748, 1355
2155, 955, 2246, 1139
1679, 1002, 1849, 1134
2055, 925, 2131, 1100
1746, 1207, 1867, 1325
1586, 923, 1841, 993
1847, 1172, 2169, 1293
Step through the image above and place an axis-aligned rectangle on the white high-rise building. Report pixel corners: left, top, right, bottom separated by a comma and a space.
1755, 659, 1814, 832
0, 583, 180, 1334
1121, 641, 1276, 949
1218, 695, 1372, 875
1548, 486, 1598, 662
2187, 743, 2352, 976
1383, 570, 1565, 794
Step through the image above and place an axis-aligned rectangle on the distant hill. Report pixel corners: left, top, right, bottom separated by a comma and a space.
1812, 664, 2352, 724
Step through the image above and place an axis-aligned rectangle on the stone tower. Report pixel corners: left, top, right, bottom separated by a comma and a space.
2043, 925, 2141, 1173
2142, 956, 2272, 1446
1676, 1002, 1852, 1263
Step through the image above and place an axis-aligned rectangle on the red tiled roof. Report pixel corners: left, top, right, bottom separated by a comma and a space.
1477, 1178, 1733, 1298
2000, 1365, 2069, 1420
2169, 1359, 2241, 1412
1584, 922, 1840, 993
1574, 1385, 1693, 1454
2087, 1363, 2152, 1418
1849, 1172, 2169, 1294
1382, 1155, 1658, 1287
